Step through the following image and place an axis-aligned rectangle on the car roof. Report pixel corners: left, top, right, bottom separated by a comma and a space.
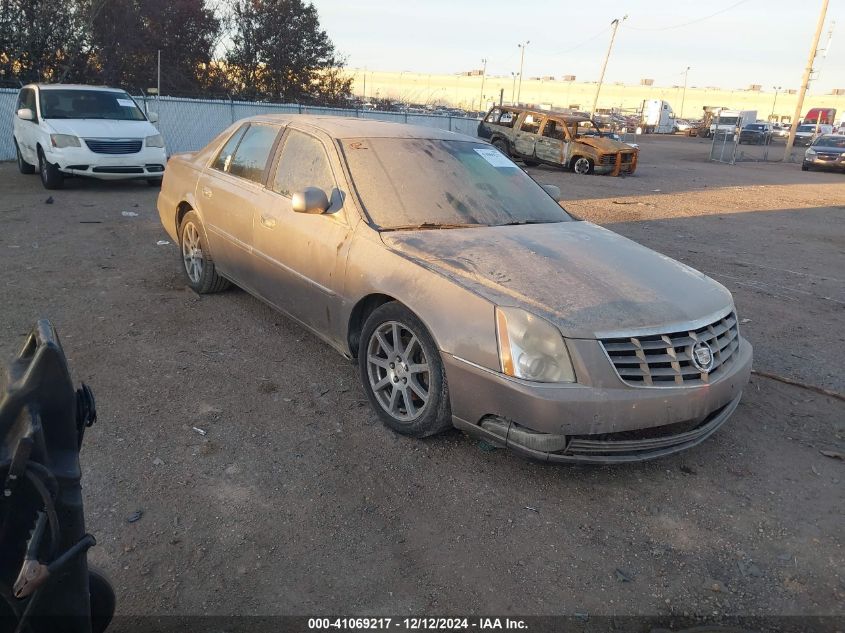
246, 114, 474, 141
494, 106, 589, 123
26, 83, 125, 92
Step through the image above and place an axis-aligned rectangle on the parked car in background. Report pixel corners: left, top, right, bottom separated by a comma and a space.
674, 119, 693, 132
478, 106, 638, 175
772, 123, 790, 138
738, 122, 773, 145
802, 134, 845, 172
12, 83, 166, 190
157, 115, 750, 463
794, 123, 834, 145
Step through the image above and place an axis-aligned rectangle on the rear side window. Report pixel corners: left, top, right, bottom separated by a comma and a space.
521, 113, 543, 134
499, 111, 517, 127
227, 124, 280, 183
211, 125, 248, 172
271, 130, 335, 197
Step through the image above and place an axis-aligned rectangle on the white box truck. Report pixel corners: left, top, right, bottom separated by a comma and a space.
640, 99, 676, 133
709, 109, 757, 138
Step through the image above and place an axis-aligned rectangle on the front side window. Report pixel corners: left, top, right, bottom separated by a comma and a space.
542, 120, 565, 140
570, 119, 601, 138
17, 89, 36, 112
38, 89, 146, 121
272, 130, 335, 197
211, 125, 248, 172
227, 124, 280, 183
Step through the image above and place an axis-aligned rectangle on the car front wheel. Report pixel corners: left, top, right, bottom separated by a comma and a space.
359, 302, 452, 438
15, 140, 36, 174
179, 211, 230, 293
38, 148, 64, 189
572, 156, 594, 175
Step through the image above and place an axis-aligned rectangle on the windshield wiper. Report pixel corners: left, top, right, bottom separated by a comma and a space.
381, 222, 485, 232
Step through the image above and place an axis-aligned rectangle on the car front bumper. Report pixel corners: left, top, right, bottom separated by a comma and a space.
444, 337, 753, 463
803, 156, 845, 170
43, 145, 167, 180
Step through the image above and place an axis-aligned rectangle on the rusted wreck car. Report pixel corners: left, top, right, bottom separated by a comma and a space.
478, 106, 638, 175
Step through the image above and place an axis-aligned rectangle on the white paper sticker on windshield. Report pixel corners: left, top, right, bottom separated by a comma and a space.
474, 147, 515, 168
116, 98, 135, 108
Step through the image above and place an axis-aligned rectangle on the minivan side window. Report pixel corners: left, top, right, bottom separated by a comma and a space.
271, 130, 335, 198
16, 89, 37, 120
211, 124, 248, 173
521, 113, 543, 134
227, 124, 280, 183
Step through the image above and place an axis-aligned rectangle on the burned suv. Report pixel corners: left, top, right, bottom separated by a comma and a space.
478, 106, 638, 176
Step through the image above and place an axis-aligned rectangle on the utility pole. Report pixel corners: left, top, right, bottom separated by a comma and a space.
771, 86, 782, 119
591, 16, 626, 118
516, 41, 529, 105
510, 72, 518, 104
784, 0, 829, 161
680, 66, 690, 119
479, 58, 487, 112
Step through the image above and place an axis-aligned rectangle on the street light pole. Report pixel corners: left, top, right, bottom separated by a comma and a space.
785, 0, 829, 160
771, 86, 782, 119
680, 66, 690, 119
479, 58, 487, 112
510, 72, 518, 104
591, 15, 626, 118
516, 41, 529, 105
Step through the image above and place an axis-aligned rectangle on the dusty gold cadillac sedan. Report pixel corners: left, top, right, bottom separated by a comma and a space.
157, 115, 752, 463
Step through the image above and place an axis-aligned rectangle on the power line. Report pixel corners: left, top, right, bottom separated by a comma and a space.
625, 0, 753, 32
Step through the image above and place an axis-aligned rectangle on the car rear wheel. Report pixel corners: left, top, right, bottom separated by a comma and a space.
179, 211, 230, 293
15, 140, 36, 174
572, 156, 594, 175
38, 148, 64, 190
359, 302, 452, 438
492, 138, 509, 156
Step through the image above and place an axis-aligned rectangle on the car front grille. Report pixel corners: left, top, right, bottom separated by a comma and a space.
84, 139, 143, 154
600, 312, 740, 387
599, 152, 634, 166
815, 152, 842, 161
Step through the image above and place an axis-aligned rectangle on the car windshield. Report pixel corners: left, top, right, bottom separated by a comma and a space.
745, 124, 765, 130
39, 89, 146, 121
814, 136, 845, 148
797, 125, 816, 132
570, 120, 602, 138
716, 116, 739, 125
339, 138, 571, 230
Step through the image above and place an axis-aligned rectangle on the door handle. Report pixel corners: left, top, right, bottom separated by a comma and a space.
202, 186, 212, 198
259, 214, 276, 228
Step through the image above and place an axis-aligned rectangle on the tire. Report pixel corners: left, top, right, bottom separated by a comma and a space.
147, 178, 162, 187
571, 156, 594, 175
15, 140, 36, 174
358, 302, 452, 438
88, 566, 116, 633
178, 210, 230, 293
38, 148, 64, 190
491, 137, 509, 156
523, 157, 539, 167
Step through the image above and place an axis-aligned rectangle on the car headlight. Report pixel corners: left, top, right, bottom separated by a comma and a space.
495, 307, 575, 383
50, 134, 80, 148
145, 134, 165, 148
805, 149, 817, 157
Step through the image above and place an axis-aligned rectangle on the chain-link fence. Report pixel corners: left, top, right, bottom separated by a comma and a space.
1, 90, 482, 161
708, 112, 809, 164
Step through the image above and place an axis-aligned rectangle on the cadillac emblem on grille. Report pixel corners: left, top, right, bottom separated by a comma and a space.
691, 341, 715, 372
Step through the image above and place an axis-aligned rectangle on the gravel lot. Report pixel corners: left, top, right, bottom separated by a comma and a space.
1, 134, 843, 626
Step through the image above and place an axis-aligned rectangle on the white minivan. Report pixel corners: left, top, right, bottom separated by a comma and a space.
12, 84, 167, 189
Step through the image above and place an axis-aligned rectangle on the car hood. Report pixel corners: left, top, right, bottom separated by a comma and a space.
44, 118, 157, 139
811, 145, 845, 153
576, 136, 635, 153
381, 222, 733, 338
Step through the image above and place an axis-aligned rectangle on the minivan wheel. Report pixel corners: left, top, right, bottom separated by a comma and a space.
359, 302, 452, 438
179, 211, 230, 293
572, 157, 594, 175
38, 148, 64, 189
15, 140, 36, 174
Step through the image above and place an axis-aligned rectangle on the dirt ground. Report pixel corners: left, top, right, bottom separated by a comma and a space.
0, 135, 843, 626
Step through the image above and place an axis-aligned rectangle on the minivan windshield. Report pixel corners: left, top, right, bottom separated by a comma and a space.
39, 89, 147, 121
340, 138, 571, 230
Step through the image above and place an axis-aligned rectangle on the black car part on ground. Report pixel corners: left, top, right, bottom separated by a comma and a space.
0, 320, 114, 633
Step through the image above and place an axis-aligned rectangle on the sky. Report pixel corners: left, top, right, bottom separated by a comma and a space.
313, 0, 844, 94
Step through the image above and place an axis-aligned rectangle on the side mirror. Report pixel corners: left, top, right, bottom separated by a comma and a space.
17, 108, 34, 121
541, 184, 561, 201
147, 112, 159, 123
291, 187, 330, 214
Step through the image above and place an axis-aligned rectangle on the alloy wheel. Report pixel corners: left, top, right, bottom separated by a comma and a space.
182, 222, 204, 283
573, 158, 591, 175
366, 321, 430, 421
